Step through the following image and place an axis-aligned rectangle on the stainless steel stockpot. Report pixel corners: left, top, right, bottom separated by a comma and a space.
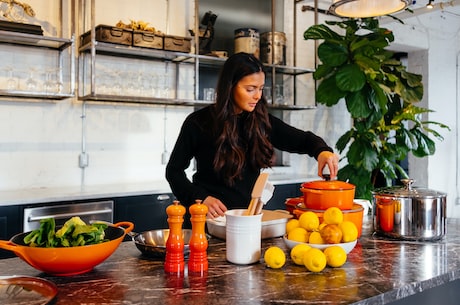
372, 179, 447, 241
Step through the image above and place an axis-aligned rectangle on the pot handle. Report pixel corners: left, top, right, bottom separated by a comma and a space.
0, 240, 28, 258
0, 240, 17, 252
300, 188, 324, 195
112, 221, 134, 235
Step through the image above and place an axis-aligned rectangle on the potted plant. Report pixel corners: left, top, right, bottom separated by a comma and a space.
304, 18, 449, 200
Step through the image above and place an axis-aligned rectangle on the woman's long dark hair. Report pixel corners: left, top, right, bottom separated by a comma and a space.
211, 52, 274, 186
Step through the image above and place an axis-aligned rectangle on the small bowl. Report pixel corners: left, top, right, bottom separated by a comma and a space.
130, 229, 193, 258
0, 222, 134, 276
282, 234, 357, 254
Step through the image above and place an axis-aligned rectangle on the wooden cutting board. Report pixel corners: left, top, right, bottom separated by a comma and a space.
261, 209, 293, 223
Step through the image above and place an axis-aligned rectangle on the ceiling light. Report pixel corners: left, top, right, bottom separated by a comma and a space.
426, 0, 434, 8
330, 0, 411, 18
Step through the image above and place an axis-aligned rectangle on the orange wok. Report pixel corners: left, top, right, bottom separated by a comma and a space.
0, 221, 134, 276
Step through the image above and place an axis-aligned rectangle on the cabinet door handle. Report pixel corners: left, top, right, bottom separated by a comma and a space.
156, 194, 171, 201
28, 209, 113, 222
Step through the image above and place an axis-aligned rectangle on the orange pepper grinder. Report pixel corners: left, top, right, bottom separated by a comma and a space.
165, 200, 186, 273
188, 199, 208, 274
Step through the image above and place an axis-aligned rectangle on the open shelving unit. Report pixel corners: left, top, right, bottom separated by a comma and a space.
77, 0, 317, 110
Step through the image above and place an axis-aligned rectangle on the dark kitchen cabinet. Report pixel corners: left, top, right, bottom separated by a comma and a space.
0, 206, 21, 259
113, 193, 175, 234
265, 183, 302, 211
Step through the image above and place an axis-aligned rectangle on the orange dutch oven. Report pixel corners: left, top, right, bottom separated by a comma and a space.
0, 221, 134, 276
300, 180, 355, 210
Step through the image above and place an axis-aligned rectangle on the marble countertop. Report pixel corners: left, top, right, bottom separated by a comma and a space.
0, 173, 314, 207
1, 217, 460, 304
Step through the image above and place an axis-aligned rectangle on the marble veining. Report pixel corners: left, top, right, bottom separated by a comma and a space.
1, 217, 460, 304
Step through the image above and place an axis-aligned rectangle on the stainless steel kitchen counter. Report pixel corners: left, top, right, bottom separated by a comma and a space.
1, 217, 460, 304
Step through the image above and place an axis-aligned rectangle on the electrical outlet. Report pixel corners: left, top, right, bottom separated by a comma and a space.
79, 153, 89, 168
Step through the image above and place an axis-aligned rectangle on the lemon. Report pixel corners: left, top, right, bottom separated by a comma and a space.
323, 245, 347, 268
290, 243, 311, 265
264, 246, 286, 269
323, 207, 344, 225
286, 219, 300, 234
308, 231, 325, 244
303, 248, 327, 273
299, 211, 320, 231
287, 227, 309, 243
339, 221, 358, 242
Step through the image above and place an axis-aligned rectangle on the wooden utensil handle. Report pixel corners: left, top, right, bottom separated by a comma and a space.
246, 198, 259, 215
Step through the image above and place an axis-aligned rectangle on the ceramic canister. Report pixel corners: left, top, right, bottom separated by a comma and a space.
234, 28, 260, 58
260, 32, 286, 65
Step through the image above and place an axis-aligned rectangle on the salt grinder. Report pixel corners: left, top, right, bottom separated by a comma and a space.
188, 199, 208, 274
165, 200, 186, 273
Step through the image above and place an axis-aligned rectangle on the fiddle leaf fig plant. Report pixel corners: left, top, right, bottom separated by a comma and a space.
304, 18, 449, 200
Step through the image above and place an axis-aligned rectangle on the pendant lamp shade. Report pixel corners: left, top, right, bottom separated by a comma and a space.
330, 0, 410, 18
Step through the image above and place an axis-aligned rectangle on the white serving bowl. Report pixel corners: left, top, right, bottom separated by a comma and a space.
282, 234, 357, 254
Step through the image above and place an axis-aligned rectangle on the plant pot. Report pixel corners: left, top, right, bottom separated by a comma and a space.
300, 180, 355, 210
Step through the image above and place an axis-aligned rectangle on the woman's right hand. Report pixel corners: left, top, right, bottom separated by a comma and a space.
203, 196, 227, 218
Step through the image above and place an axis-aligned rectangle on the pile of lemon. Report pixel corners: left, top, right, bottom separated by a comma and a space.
287, 207, 358, 245
263, 207, 358, 272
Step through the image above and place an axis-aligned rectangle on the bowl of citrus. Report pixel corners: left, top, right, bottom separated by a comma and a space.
283, 207, 358, 254
283, 234, 357, 254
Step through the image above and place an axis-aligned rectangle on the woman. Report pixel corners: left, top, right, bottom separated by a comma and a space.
166, 52, 339, 219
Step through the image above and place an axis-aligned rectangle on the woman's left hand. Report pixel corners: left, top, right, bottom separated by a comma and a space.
317, 151, 340, 180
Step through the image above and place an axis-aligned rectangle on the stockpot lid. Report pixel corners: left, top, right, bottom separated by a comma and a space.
372, 179, 447, 198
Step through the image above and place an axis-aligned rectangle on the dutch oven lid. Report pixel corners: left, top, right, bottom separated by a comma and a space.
302, 179, 355, 190
373, 179, 447, 198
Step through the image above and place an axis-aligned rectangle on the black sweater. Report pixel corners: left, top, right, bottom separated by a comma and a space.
165, 106, 333, 209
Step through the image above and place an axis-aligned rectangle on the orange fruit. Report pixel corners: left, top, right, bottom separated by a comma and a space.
320, 224, 343, 244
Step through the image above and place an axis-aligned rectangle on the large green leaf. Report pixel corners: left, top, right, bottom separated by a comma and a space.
316, 76, 347, 106
336, 64, 366, 92
304, 24, 343, 41
345, 89, 373, 118
412, 129, 436, 157
354, 53, 381, 71
396, 128, 416, 150
347, 138, 379, 172
313, 64, 334, 79
401, 70, 422, 87
368, 79, 388, 115
317, 42, 348, 67
336, 129, 354, 152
